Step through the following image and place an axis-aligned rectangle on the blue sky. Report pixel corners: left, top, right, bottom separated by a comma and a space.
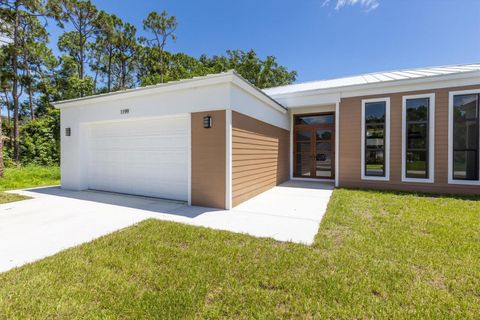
48, 0, 480, 83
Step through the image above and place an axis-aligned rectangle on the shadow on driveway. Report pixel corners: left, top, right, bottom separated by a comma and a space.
23, 186, 220, 219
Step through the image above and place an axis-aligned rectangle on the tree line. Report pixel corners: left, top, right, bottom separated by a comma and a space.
0, 0, 297, 176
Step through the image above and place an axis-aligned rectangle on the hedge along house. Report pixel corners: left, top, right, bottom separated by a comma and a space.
54, 64, 480, 209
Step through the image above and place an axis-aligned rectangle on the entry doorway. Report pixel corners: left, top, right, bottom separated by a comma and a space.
293, 113, 335, 179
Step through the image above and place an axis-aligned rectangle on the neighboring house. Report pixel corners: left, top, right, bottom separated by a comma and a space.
54, 63, 480, 209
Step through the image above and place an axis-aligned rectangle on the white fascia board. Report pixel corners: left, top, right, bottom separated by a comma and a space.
54, 71, 287, 118
275, 92, 341, 108
53, 73, 237, 109
268, 71, 480, 103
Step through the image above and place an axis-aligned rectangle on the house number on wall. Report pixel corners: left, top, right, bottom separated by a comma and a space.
120, 108, 130, 115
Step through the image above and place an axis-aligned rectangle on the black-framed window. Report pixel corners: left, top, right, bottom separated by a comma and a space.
453, 94, 479, 180
405, 98, 430, 179
364, 101, 386, 177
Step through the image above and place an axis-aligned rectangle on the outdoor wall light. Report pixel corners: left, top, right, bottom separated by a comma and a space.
203, 116, 212, 128
65, 127, 71, 136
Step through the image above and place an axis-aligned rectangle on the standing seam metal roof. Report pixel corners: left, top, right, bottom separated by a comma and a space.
263, 63, 480, 96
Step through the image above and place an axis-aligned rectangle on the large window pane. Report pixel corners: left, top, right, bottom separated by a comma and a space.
406, 98, 429, 121
296, 130, 311, 141
454, 95, 478, 122
296, 153, 312, 177
407, 123, 428, 149
296, 142, 310, 153
364, 101, 386, 177
406, 151, 427, 178
366, 124, 384, 139
295, 115, 334, 125
365, 102, 386, 123
316, 142, 331, 151
316, 152, 332, 177
365, 150, 384, 176
452, 94, 479, 181
453, 120, 477, 149
453, 151, 478, 180
316, 129, 332, 140
405, 97, 430, 179
366, 125, 384, 150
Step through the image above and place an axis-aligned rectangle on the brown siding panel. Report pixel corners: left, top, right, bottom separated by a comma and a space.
232, 111, 290, 207
191, 110, 226, 208
339, 84, 480, 195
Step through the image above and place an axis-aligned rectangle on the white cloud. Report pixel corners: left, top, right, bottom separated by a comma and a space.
322, 0, 380, 12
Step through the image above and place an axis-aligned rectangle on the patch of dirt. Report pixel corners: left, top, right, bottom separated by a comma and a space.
204, 286, 223, 305
259, 282, 282, 291
322, 225, 355, 247
412, 265, 447, 291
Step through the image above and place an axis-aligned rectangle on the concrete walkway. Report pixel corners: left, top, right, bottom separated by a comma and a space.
0, 180, 333, 272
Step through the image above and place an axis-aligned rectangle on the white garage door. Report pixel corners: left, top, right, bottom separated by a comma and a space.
87, 115, 189, 201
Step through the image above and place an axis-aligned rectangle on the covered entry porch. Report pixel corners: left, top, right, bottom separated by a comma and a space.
289, 103, 340, 186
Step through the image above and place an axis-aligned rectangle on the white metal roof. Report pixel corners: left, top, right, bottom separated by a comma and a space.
264, 63, 480, 97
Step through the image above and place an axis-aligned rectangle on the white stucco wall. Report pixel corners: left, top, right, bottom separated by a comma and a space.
58, 75, 289, 192
230, 84, 289, 130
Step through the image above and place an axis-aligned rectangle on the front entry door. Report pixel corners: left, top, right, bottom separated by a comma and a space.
294, 113, 335, 179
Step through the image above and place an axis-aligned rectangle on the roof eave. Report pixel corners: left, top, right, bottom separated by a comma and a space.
52, 70, 286, 114
267, 70, 480, 100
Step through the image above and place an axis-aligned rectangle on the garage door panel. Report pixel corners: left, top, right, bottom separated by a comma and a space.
87, 116, 189, 201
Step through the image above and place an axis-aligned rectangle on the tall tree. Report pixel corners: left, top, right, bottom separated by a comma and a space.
0, 0, 48, 162
200, 49, 297, 89
48, 0, 99, 81
19, 19, 51, 120
0, 75, 8, 177
112, 21, 136, 89
90, 11, 121, 92
141, 10, 177, 84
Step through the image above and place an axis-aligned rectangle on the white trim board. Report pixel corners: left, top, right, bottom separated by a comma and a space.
448, 89, 480, 185
361, 97, 391, 181
335, 102, 340, 187
54, 71, 286, 113
268, 74, 480, 108
225, 109, 233, 209
187, 113, 192, 205
401, 93, 435, 183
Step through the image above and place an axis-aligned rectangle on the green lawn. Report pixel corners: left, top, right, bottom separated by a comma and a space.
0, 189, 479, 319
0, 165, 60, 204
0, 192, 29, 204
0, 165, 60, 191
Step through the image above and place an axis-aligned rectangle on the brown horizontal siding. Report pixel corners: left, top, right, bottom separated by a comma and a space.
191, 110, 226, 208
232, 111, 289, 207
339, 84, 480, 195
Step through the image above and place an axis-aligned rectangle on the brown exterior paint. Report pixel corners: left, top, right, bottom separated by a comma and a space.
191, 110, 226, 208
339, 84, 480, 194
232, 111, 290, 207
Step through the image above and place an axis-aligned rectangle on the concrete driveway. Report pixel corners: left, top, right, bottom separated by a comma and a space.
0, 180, 333, 272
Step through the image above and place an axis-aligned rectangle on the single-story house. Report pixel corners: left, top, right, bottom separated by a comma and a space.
54, 63, 480, 209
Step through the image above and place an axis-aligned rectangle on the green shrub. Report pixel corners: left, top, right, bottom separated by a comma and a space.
19, 110, 60, 166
